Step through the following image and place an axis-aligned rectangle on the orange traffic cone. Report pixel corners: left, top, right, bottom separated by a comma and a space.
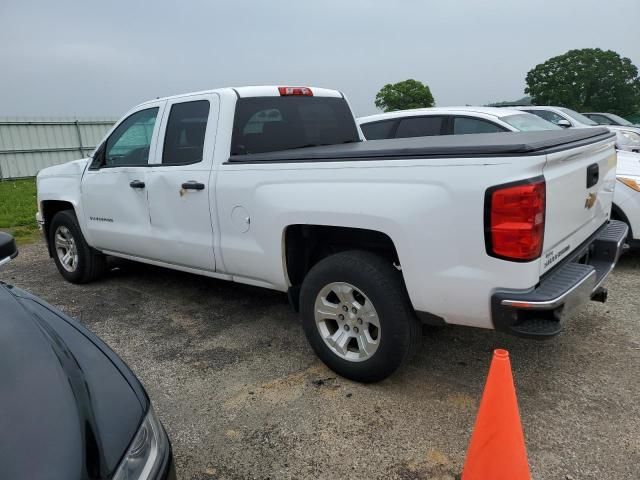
462, 349, 531, 480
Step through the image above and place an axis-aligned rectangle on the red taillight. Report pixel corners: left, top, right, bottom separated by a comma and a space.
485, 178, 546, 261
278, 86, 313, 96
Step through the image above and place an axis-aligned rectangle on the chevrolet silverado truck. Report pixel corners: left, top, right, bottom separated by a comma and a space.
36, 86, 628, 382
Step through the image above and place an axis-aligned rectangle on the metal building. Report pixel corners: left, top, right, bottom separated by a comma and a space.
0, 118, 116, 179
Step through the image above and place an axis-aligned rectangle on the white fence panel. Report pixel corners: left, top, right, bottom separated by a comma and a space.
0, 117, 116, 179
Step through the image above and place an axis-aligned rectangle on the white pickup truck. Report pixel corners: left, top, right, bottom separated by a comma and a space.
36, 86, 628, 382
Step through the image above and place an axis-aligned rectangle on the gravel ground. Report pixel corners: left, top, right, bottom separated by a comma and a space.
3, 241, 639, 480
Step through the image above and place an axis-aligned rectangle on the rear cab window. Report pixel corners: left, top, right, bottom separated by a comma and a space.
231, 96, 360, 155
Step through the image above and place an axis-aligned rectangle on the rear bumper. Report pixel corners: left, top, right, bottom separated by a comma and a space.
491, 220, 628, 338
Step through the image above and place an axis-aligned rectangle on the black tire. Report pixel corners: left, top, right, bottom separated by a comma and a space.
49, 210, 106, 284
299, 250, 421, 383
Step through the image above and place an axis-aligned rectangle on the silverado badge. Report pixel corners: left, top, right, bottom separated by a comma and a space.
584, 192, 597, 209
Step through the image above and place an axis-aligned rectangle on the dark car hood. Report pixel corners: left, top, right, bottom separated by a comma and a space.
0, 283, 148, 480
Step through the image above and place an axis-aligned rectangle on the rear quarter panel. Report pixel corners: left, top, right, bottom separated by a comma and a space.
215, 155, 548, 329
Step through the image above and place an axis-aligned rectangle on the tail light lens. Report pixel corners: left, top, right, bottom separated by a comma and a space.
278, 86, 313, 96
485, 177, 546, 262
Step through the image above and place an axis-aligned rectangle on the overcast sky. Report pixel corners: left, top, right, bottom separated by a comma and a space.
1, 0, 639, 119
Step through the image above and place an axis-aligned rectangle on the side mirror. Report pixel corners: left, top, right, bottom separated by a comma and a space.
557, 119, 571, 128
0, 232, 18, 266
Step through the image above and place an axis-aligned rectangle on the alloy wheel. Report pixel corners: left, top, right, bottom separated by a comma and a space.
314, 282, 381, 362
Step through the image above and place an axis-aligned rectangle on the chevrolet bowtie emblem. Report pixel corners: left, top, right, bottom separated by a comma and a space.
584, 192, 597, 209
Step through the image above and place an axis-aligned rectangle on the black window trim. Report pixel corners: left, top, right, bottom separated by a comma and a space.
159, 99, 211, 167
89, 106, 160, 170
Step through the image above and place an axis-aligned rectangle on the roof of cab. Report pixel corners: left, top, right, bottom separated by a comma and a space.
137, 85, 343, 107
358, 106, 527, 124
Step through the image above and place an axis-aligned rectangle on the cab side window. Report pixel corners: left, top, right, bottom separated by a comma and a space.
453, 117, 506, 134
105, 108, 159, 167
162, 100, 210, 165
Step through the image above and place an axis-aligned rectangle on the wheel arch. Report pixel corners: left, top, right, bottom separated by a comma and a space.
283, 224, 401, 310
41, 200, 78, 257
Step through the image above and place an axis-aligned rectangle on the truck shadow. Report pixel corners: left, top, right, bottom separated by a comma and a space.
105, 256, 288, 308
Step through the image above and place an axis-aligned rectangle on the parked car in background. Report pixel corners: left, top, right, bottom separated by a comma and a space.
613, 150, 640, 248
36, 86, 627, 382
360, 106, 640, 250
0, 232, 175, 480
513, 106, 640, 153
583, 112, 640, 128
357, 106, 559, 140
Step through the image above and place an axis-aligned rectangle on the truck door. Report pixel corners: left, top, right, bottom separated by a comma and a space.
144, 94, 218, 271
81, 103, 164, 257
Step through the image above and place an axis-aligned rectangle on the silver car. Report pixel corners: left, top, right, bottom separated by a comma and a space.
514, 106, 640, 153
583, 112, 640, 131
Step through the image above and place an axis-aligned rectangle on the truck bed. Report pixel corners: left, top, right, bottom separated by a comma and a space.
227, 128, 614, 163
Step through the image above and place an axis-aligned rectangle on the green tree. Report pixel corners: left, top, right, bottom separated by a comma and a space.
525, 48, 640, 116
375, 79, 435, 112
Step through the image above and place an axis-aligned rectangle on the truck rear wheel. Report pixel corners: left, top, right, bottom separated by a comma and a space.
49, 210, 106, 284
299, 250, 421, 383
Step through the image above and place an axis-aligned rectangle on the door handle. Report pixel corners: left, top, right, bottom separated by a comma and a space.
129, 180, 146, 189
181, 181, 205, 191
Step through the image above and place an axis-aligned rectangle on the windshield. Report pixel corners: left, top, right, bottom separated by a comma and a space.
231, 96, 360, 155
605, 113, 633, 126
558, 108, 598, 126
501, 114, 561, 132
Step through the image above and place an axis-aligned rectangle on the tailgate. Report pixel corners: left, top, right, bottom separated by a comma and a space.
541, 135, 617, 274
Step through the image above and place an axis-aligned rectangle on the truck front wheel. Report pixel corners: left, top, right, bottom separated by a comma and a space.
49, 210, 106, 284
299, 250, 421, 383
